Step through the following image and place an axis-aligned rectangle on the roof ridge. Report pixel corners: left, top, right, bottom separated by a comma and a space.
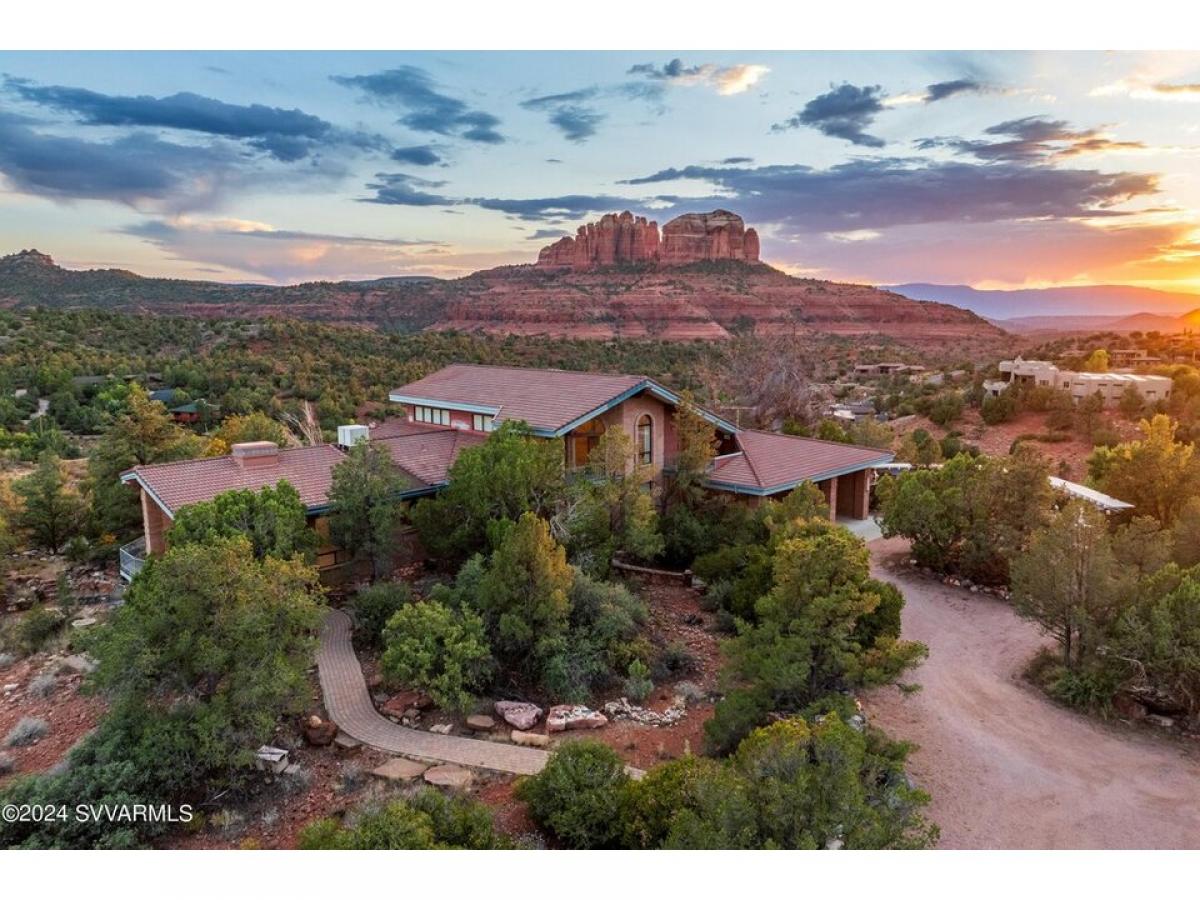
434, 362, 647, 381
741, 427, 889, 455
735, 435, 766, 488
129, 442, 343, 474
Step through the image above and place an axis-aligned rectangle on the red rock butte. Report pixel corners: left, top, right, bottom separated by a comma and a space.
536, 209, 760, 270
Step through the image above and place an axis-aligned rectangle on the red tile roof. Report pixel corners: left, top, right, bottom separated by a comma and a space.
375, 427, 487, 486
708, 430, 894, 495
123, 444, 348, 517
390, 364, 651, 434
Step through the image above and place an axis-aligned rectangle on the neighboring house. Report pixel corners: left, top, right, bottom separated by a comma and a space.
119, 363, 893, 580
984, 357, 1173, 407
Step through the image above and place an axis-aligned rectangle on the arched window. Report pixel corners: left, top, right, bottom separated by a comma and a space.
637, 414, 653, 466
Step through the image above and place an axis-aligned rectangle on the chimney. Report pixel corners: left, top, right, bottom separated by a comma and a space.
232, 441, 280, 469
337, 424, 370, 448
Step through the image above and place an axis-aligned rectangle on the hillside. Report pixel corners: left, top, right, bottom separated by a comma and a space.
0, 214, 1001, 346
891, 281, 1200, 320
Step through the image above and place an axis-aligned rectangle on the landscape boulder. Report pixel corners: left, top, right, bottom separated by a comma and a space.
494, 700, 542, 731
465, 714, 495, 732
372, 758, 429, 782
510, 730, 551, 748
423, 764, 473, 789
302, 715, 338, 747
381, 690, 433, 718
547, 704, 607, 732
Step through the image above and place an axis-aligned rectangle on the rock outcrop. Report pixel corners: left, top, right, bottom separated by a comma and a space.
660, 210, 759, 265
535, 209, 759, 270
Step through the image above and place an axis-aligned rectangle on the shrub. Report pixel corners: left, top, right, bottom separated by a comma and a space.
621, 755, 720, 849
380, 600, 494, 714
704, 688, 771, 756
0, 652, 15, 670
0, 751, 13, 775
15, 606, 64, 655
351, 581, 413, 649
623, 659, 654, 703
653, 641, 697, 681
5, 716, 49, 747
27, 673, 57, 699
516, 740, 631, 848
299, 790, 509, 849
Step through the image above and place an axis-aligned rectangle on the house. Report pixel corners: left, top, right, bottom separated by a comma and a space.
119, 363, 893, 580
984, 357, 1173, 407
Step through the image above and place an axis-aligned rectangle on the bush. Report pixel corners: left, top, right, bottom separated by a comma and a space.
516, 740, 631, 848
298, 790, 509, 849
4, 717, 49, 747
351, 581, 413, 649
0, 652, 15, 670
0, 752, 13, 775
15, 606, 64, 655
621, 755, 720, 849
623, 659, 654, 703
704, 688, 771, 756
27, 673, 57, 699
380, 600, 494, 714
653, 641, 697, 681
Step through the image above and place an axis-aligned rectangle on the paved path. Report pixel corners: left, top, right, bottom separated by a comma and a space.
863, 537, 1200, 849
316, 609, 549, 776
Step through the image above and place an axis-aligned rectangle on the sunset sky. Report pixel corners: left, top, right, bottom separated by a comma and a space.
2, 50, 1200, 294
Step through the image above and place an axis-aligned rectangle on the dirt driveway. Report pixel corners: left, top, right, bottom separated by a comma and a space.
863, 537, 1200, 849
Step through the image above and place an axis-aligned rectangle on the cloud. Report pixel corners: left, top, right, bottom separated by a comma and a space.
360, 172, 453, 206
1093, 77, 1200, 102
469, 194, 639, 221
627, 59, 769, 95
621, 159, 1158, 233
526, 228, 571, 240
331, 66, 504, 143
120, 216, 450, 282
721, 156, 754, 164
390, 145, 443, 166
521, 90, 605, 142
5, 78, 381, 162
925, 78, 988, 102
0, 112, 245, 211
773, 83, 887, 147
920, 116, 1148, 162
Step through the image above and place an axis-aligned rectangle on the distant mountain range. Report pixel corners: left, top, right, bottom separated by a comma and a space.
889, 282, 1200, 330
0, 241, 1002, 346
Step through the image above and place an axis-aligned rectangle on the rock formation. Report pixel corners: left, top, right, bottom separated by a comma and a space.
535, 209, 759, 269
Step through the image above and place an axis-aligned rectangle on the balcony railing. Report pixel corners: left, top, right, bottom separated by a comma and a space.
119, 536, 147, 582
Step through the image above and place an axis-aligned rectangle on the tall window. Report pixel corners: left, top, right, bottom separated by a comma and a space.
472, 413, 495, 432
637, 414, 653, 466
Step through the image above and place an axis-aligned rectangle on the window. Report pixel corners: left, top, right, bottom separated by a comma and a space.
568, 419, 605, 468
413, 405, 450, 426
472, 413, 495, 432
637, 414, 653, 466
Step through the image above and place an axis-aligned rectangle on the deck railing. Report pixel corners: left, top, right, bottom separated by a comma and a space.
119, 536, 147, 582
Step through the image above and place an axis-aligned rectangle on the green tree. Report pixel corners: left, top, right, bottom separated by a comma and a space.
927, 391, 964, 428
470, 511, 574, 681
516, 740, 631, 849
1110, 565, 1200, 719
167, 482, 317, 562
13, 452, 85, 553
564, 428, 663, 574
981, 391, 1019, 425
1011, 501, 1125, 670
380, 600, 494, 714
1171, 497, 1200, 568
668, 718, 937, 850
87, 537, 325, 777
1082, 349, 1110, 373
705, 518, 926, 753
409, 421, 566, 560
1118, 384, 1145, 420
205, 411, 289, 456
87, 385, 203, 535
327, 441, 407, 580
668, 390, 719, 506
350, 580, 413, 648
1088, 414, 1199, 523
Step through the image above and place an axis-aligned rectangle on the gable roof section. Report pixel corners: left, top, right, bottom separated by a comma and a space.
375, 427, 487, 487
389, 364, 736, 436
121, 444, 349, 519
707, 430, 894, 495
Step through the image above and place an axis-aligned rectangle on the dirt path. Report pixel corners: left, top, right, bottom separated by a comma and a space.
863, 537, 1200, 849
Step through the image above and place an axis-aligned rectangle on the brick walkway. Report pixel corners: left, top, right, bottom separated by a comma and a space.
316, 609, 549, 776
